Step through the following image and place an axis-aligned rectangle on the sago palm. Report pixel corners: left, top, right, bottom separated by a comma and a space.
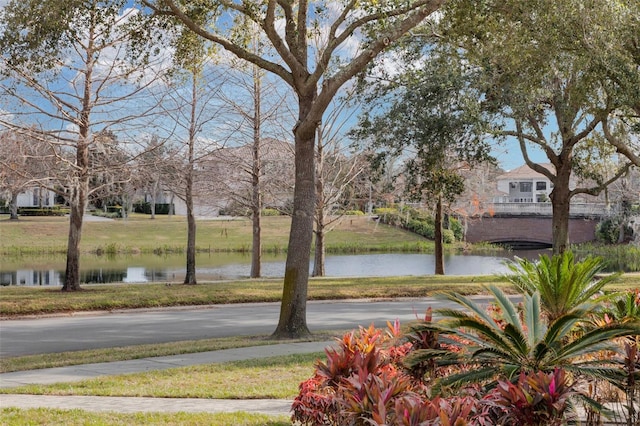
502, 250, 620, 322
406, 285, 640, 392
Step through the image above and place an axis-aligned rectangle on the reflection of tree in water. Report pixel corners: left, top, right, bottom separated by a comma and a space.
77, 269, 126, 284
0, 271, 18, 286
145, 269, 168, 282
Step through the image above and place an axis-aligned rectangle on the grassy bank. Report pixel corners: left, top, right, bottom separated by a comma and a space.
3, 274, 639, 317
0, 214, 434, 256
0, 275, 509, 317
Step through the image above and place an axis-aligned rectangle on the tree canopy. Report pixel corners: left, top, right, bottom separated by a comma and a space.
440, 0, 640, 252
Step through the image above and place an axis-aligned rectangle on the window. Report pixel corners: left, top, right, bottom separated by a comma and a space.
536, 181, 547, 190
519, 182, 532, 192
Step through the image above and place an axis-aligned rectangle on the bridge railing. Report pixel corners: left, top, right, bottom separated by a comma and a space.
488, 202, 611, 217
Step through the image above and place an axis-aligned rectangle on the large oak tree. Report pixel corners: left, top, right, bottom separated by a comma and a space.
444, 0, 640, 253
141, 0, 447, 337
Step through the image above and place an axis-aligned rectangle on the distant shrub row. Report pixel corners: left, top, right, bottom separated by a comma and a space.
373, 206, 463, 242
17, 206, 69, 216
132, 203, 174, 215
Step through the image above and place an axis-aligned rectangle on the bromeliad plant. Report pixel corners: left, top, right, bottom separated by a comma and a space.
291, 322, 486, 425
483, 368, 575, 426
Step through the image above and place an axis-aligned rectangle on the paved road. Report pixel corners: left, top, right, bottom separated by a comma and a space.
0, 297, 497, 357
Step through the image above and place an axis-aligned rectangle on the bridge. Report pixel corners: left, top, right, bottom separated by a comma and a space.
464, 203, 608, 248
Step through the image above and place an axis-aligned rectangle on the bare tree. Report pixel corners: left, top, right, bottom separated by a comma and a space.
158, 62, 232, 285
0, 0, 169, 290
0, 130, 56, 219
313, 93, 364, 277
214, 55, 294, 278
142, 0, 446, 338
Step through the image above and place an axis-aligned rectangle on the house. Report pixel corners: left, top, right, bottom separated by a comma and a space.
489, 163, 610, 217
192, 138, 295, 215
1, 186, 58, 214
494, 163, 554, 203
139, 138, 295, 217
15, 186, 57, 208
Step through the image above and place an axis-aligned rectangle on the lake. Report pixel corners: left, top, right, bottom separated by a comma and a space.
0, 251, 546, 286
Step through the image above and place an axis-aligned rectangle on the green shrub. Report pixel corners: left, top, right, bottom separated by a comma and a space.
344, 210, 365, 216
450, 217, 464, 241
261, 208, 281, 216
92, 210, 121, 219
596, 218, 620, 243
17, 206, 68, 216
406, 218, 435, 239
373, 207, 398, 215
373, 208, 461, 242
443, 229, 455, 244
132, 203, 174, 215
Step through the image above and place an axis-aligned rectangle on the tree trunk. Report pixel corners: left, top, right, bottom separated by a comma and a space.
184, 171, 197, 284
150, 180, 157, 219
434, 194, 445, 275
250, 64, 262, 279
550, 170, 572, 255
272, 95, 315, 339
62, 173, 88, 292
312, 226, 325, 277
9, 192, 18, 220
184, 73, 198, 285
312, 129, 325, 277
251, 201, 262, 278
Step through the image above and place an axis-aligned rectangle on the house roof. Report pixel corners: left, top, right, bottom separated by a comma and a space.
496, 163, 554, 180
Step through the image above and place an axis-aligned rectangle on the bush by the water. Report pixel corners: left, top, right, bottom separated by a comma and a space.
596, 218, 634, 244
374, 206, 463, 242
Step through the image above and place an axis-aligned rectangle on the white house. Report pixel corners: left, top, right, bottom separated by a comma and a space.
494, 163, 554, 203
15, 186, 57, 207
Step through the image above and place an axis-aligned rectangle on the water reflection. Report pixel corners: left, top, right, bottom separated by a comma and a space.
1, 252, 527, 286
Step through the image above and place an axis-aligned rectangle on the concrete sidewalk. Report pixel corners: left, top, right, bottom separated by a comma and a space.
0, 341, 333, 415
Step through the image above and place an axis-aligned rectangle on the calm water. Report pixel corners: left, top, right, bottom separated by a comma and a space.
1, 251, 545, 286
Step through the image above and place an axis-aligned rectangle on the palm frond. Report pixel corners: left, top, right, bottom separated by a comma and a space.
524, 291, 546, 347
433, 366, 499, 393
435, 291, 502, 331
554, 324, 640, 360
403, 348, 463, 369
487, 284, 522, 331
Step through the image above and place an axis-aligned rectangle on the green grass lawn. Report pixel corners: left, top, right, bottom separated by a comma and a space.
0, 214, 432, 255
3, 274, 638, 318
0, 333, 338, 373
1, 353, 317, 425
1, 353, 321, 399
0, 408, 290, 425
